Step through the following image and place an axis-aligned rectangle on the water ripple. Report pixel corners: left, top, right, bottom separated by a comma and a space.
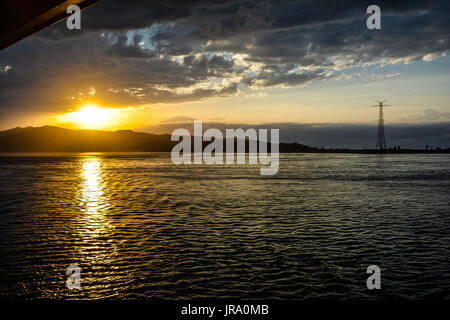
0, 153, 449, 299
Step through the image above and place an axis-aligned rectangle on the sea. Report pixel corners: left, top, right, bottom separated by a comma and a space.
0, 153, 449, 299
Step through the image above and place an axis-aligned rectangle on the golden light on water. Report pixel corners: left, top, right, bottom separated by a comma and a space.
78, 157, 112, 236
76, 157, 123, 295
81, 157, 103, 213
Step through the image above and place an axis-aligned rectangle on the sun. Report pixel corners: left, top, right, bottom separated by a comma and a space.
50, 103, 153, 131
74, 105, 110, 129
54, 104, 114, 130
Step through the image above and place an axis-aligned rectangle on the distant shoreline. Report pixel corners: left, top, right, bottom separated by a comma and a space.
1, 126, 449, 154
291, 148, 450, 154
1, 149, 449, 155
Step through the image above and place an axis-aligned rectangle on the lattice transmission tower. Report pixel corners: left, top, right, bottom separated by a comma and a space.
373, 100, 390, 150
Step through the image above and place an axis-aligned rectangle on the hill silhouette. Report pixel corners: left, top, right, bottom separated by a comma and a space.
0, 126, 175, 152
0, 126, 316, 153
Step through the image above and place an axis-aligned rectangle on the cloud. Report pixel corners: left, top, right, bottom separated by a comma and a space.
160, 116, 195, 123
399, 108, 450, 122
0, 0, 449, 122
106, 34, 154, 58
243, 68, 329, 88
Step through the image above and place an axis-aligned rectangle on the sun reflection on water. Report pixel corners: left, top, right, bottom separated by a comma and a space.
81, 158, 104, 215
77, 157, 115, 262
80, 158, 111, 231
72, 156, 136, 298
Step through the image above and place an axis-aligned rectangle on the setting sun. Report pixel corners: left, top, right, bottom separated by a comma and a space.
53, 104, 115, 130
72, 105, 111, 129
49, 104, 152, 131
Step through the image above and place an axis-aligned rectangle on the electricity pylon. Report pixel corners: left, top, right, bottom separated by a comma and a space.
373, 100, 390, 150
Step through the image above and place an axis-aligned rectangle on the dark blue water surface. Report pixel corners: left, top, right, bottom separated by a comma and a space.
0, 153, 449, 299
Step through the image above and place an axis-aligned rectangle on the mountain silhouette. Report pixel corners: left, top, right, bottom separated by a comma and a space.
0, 126, 175, 152
0, 126, 316, 152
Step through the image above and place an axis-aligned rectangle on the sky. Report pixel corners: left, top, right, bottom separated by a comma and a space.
0, 0, 449, 147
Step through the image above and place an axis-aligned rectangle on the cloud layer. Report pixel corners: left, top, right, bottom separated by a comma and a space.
0, 0, 449, 124
400, 108, 450, 122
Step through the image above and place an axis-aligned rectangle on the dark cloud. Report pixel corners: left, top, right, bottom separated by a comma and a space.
106, 34, 154, 58
242, 67, 329, 88
0, 0, 449, 121
0, 33, 239, 118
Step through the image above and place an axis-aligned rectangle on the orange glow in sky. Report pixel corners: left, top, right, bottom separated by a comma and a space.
49, 103, 153, 131
53, 104, 115, 129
